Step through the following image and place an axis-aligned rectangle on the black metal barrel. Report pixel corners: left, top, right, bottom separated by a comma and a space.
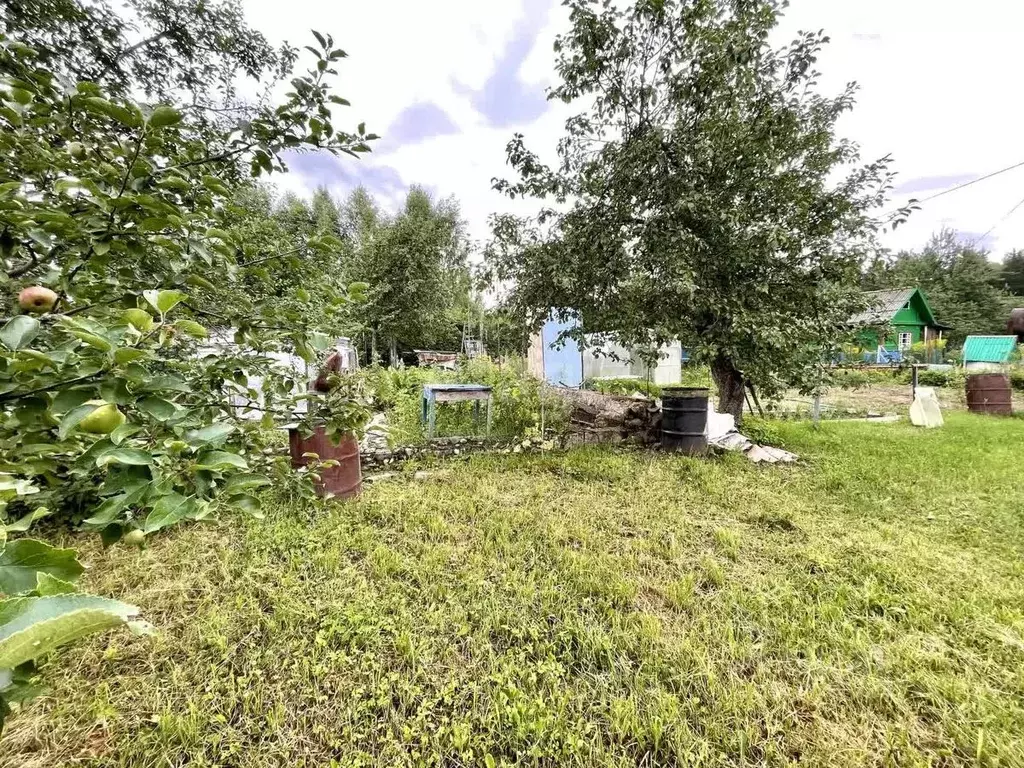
661, 387, 709, 455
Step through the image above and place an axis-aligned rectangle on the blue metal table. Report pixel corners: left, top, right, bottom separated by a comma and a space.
421, 384, 493, 439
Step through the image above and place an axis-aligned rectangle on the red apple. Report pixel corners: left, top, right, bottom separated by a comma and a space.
18, 285, 58, 314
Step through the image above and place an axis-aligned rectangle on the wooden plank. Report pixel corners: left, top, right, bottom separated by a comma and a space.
433, 390, 491, 403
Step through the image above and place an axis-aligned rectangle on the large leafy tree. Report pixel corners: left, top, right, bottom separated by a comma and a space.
997, 249, 1024, 298
222, 186, 354, 339
486, 0, 895, 419
0, 0, 373, 723
344, 186, 471, 362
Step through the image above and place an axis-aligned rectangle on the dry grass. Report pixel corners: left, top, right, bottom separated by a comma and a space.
3, 413, 1024, 767
779, 382, 1024, 417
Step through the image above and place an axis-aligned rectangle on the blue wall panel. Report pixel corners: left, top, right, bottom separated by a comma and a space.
541, 316, 583, 388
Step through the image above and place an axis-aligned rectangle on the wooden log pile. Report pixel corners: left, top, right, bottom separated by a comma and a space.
557, 389, 661, 445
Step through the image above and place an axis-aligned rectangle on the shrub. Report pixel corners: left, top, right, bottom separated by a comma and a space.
362, 358, 568, 444
832, 369, 871, 389
917, 369, 951, 387
742, 418, 784, 447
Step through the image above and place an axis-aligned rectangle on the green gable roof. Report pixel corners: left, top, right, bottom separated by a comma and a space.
963, 335, 1017, 364
850, 288, 940, 327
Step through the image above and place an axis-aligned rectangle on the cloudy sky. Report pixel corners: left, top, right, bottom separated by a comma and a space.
244, 0, 1024, 260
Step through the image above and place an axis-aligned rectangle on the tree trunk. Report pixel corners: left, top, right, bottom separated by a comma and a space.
711, 354, 745, 424
370, 330, 378, 366
388, 336, 398, 366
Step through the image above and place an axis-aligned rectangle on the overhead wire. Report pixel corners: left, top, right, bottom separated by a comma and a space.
877, 159, 1024, 222
965, 192, 1024, 249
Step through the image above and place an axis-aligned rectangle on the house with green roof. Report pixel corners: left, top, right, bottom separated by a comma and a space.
850, 288, 949, 355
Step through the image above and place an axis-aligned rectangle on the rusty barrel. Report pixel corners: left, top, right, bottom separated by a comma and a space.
661, 387, 709, 455
288, 425, 362, 498
965, 373, 1013, 416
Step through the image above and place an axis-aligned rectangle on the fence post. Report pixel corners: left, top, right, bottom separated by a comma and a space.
811, 393, 821, 427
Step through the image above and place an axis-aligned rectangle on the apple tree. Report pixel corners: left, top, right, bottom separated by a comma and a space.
487, 0, 897, 420
0, 3, 375, 727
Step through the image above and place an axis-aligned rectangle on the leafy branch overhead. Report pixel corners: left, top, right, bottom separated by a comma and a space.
0, 0, 376, 732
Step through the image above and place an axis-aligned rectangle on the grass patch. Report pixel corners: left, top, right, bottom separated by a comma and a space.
4, 413, 1024, 766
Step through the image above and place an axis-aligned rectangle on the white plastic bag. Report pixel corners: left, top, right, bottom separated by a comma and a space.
909, 386, 943, 428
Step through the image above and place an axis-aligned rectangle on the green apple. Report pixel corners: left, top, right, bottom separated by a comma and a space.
123, 529, 146, 547
79, 402, 126, 434
18, 285, 58, 313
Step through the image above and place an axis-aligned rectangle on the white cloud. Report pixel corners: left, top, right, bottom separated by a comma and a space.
243, 0, 1024, 261
242, 0, 567, 246
779, 0, 1024, 258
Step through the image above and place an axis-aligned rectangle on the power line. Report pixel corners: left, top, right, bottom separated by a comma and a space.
879, 159, 1024, 221
912, 160, 1024, 206
966, 192, 1024, 249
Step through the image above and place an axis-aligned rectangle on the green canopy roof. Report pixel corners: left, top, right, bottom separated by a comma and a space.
962, 335, 1018, 364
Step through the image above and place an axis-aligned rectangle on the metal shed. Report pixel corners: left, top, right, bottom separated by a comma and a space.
962, 335, 1018, 368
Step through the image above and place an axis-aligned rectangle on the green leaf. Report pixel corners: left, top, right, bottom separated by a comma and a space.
80, 96, 140, 127
95, 447, 152, 468
100, 378, 132, 405
0, 540, 84, 596
110, 422, 142, 445
0, 475, 39, 497
193, 451, 248, 472
141, 374, 190, 393
99, 523, 124, 548
185, 274, 217, 292
143, 493, 192, 534
58, 402, 101, 439
121, 308, 154, 332
68, 330, 112, 352
158, 176, 191, 193
174, 320, 207, 339
184, 423, 234, 447
147, 105, 182, 128
224, 474, 272, 495
0, 317, 40, 351
233, 494, 263, 519
114, 348, 150, 364
137, 396, 177, 422
5, 508, 51, 534
99, 466, 150, 497
34, 573, 77, 596
82, 495, 127, 526
50, 388, 93, 414
143, 289, 187, 315
200, 176, 231, 196
205, 228, 232, 243
0, 594, 139, 668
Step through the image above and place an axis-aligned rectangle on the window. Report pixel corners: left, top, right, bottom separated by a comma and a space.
898, 332, 913, 350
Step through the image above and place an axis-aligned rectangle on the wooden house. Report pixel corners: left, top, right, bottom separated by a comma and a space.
850, 288, 948, 353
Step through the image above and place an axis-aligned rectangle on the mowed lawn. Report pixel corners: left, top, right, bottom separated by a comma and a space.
4, 414, 1024, 767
